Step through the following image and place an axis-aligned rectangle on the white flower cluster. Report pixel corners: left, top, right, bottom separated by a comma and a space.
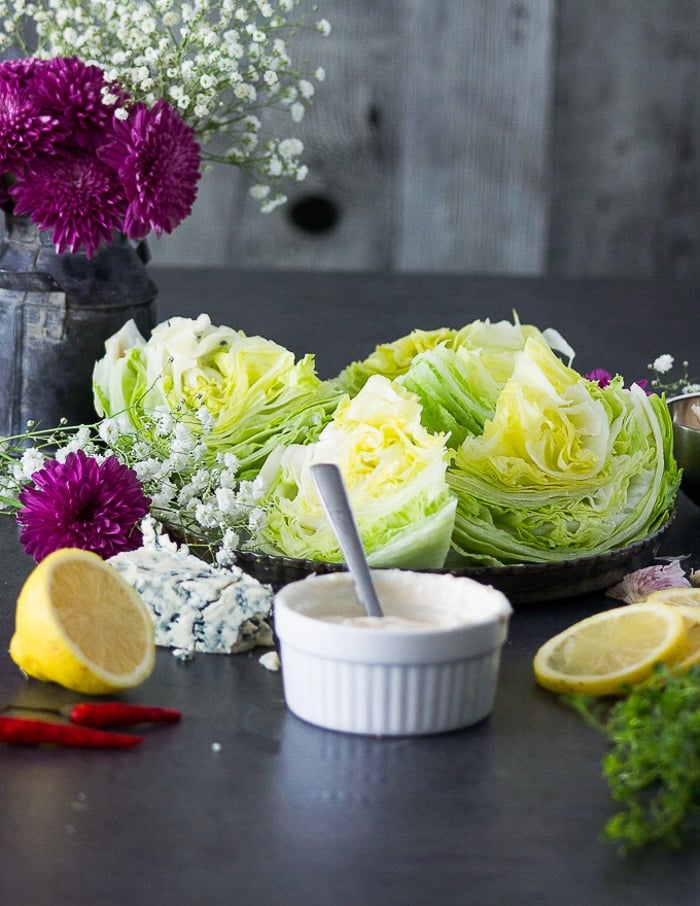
647, 354, 700, 396
0, 409, 267, 564
0, 0, 331, 210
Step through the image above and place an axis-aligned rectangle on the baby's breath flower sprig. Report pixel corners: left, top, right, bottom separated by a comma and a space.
0, 0, 330, 208
0, 406, 268, 558
0, 420, 102, 510
647, 354, 700, 397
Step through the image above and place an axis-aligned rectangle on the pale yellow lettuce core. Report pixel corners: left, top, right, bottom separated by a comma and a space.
475, 336, 610, 485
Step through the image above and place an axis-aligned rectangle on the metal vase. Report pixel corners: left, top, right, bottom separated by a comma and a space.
0, 209, 157, 437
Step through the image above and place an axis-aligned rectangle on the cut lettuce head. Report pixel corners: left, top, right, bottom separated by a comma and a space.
446, 336, 679, 566
257, 375, 456, 568
93, 315, 342, 477
93, 314, 677, 569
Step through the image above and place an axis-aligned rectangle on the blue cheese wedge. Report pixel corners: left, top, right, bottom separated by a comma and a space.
109, 519, 274, 656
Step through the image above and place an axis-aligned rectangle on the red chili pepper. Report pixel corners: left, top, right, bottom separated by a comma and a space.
66, 703, 182, 728
0, 716, 143, 748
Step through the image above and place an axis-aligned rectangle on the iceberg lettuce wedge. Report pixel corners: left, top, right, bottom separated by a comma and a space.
257, 375, 456, 568
447, 337, 679, 566
93, 315, 343, 477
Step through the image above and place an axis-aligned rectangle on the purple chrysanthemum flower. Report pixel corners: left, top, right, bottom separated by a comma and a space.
99, 98, 201, 238
34, 57, 121, 151
17, 449, 151, 563
0, 59, 62, 173
0, 58, 38, 86
585, 369, 651, 395
584, 368, 613, 388
10, 151, 127, 256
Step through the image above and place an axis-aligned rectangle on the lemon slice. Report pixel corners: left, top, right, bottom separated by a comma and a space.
533, 603, 689, 696
673, 605, 700, 668
639, 589, 700, 669
644, 587, 700, 608
10, 548, 155, 695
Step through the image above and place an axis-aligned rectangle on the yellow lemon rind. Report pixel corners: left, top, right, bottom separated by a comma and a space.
644, 587, 700, 608
672, 604, 700, 670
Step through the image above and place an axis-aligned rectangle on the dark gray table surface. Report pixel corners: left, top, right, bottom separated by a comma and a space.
1, 270, 700, 905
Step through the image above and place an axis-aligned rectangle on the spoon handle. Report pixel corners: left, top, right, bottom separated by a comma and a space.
311, 463, 384, 618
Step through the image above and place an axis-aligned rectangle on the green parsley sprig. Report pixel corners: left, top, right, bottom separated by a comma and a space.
566, 665, 700, 854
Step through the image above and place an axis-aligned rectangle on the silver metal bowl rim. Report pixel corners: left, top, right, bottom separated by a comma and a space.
667, 393, 700, 433
667, 392, 700, 405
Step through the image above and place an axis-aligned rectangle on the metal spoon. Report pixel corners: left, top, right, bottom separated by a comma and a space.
310, 463, 384, 618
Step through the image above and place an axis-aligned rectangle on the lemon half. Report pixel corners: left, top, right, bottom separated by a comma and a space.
10, 548, 155, 695
533, 603, 689, 696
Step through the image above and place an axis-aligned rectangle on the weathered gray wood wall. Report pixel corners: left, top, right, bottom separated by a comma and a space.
150, 0, 700, 278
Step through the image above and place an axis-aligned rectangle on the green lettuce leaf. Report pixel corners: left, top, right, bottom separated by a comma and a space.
92, 319, 153, 426
336, 316, 573, 397
398, 344, 501, 448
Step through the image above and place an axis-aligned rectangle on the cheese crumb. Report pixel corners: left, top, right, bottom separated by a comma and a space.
259, 650, 281, 671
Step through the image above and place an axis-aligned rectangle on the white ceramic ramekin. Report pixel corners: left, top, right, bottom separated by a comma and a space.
274, 569, 512, 736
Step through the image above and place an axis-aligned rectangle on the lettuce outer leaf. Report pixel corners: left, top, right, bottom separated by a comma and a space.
336, 317, 557, 396
336, 327, 457, 396
92, 320, 152, 424
258, 375, 456, 568
398, 345, 501, 448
